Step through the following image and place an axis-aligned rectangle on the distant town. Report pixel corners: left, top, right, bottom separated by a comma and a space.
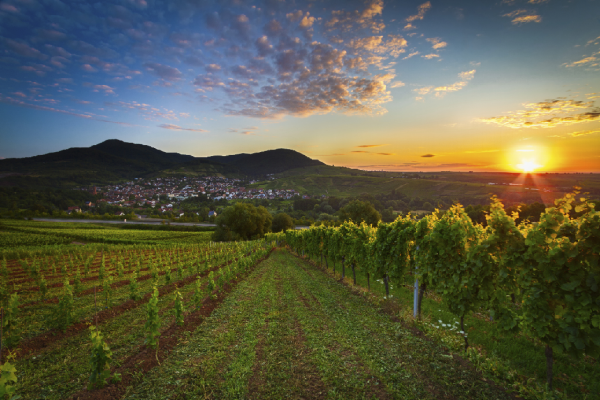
71, 176, 303, 216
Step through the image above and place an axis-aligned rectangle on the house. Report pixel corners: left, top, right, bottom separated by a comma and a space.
208, 210, 218, 218
115, 211, 125, 216
67, 206, 81, 213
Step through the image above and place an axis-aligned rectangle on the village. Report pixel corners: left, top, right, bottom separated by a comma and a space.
72, 176, 302, 215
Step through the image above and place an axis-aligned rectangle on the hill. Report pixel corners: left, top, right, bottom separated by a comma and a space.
205, 148, 324, 176
0, 141, 326, 187
0, 139, 201, 186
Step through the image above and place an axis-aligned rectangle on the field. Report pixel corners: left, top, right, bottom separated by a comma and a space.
1, 220, 598, 400
3, 247, 516, 400
250, 166, 600, 203
0, 220, 213, 256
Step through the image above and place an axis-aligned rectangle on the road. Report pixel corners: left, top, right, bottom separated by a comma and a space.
32, 218, 311, 230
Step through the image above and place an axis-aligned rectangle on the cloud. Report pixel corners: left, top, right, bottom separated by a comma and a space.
390, 81, 405, 88
105, 100, 180, 120
586, 36, 600, 46
481, 98, 600, 128
421, 154, 436, 157
143, 62, 182, 81
503, 10, 542, 24
402, 51, 419, 60
5, 39, 47, 60
421, 54, 439, 60
563, 53, 599, 68
0, 94, 132, 126
206, 64, 221, 72
32, 29, 67, 42
12, 92, 27, 98
464, 149, 499, 154
82, 64, 97, 72
357, 144, 387, 148
351, 151, 369, 153
158, 124, 207, 132
413, 86, 433, 96
512, 15, 542, 24
406, 2, 431, 23
0, 3, 19, 13
569, 130, 600, 137
376, 153, 394, 155
433, 70, 476, 97
426, 37, 447, 50
325, 0, 385, 34
93, 84, 115, 94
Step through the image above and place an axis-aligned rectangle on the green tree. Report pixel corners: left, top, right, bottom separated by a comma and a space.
339, 200, 381, 227
380, 207, 396, 222
212, 202, 272, 241
272, 213, 294, 233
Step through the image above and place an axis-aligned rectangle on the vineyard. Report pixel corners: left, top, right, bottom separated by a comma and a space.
0, 191, 598, 399
269, 190, 600, 398
0, 220, 213, 254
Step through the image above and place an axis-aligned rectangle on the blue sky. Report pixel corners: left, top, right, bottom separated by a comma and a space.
1, 0, 599, 172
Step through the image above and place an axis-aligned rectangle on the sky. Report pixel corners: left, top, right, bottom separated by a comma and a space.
1, 0, 599, 172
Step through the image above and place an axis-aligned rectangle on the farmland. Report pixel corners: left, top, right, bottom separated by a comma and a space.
1, 215, 598, 400
3, 244, 514, 400
0, 220, 213, 256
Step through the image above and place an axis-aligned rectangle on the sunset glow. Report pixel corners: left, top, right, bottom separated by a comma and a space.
517, 160, 542, 174
0, 0, 599, 172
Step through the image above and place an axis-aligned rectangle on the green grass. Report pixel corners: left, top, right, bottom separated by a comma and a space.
127, 250, 514, 399
311, 253, 600, 399
0, 220, 212, 248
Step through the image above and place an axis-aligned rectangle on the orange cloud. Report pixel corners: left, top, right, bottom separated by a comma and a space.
481, 99, 600, 128
569, 130, 600, 137
406, 2, 431, 23
158, 124, 208, 132
503, 10, 542, 24
426, 37, 447, 50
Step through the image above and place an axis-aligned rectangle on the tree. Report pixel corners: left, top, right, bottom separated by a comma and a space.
272, 213, 294, 233
213, 202, 272, 241
339, 200, 381, 227
380, 207, 396, 222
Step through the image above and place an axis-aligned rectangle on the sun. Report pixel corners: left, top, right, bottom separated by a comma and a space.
516, 160, 541, 173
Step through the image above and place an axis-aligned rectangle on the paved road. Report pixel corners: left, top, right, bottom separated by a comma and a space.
32, 218, 311, 230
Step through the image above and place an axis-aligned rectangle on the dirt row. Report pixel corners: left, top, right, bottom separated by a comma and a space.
72, 247, 275, 400
289, 249, 520, 400
13, 250, 260, 361
6, 249, 218, 284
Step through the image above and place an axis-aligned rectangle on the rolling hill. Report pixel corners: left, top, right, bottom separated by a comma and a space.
206, 148, 324, 175
0, 140, 327, 186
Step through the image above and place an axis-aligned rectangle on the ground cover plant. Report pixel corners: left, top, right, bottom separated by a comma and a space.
123, 249, 515, 399
0, 220, 213, 249
274, 190, 600, 399
1, 205, 597, 400
2, 237, 271, 399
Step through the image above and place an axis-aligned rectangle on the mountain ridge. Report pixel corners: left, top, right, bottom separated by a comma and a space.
0, 139, 325, 186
